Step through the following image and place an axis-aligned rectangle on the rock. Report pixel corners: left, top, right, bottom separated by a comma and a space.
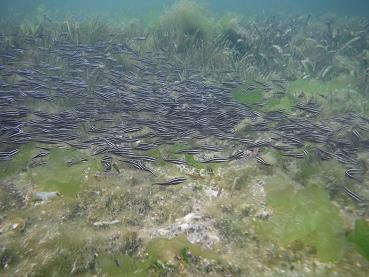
33, 192, 60, 202
93, 220, 120, 227
11, 223, 18, 230
150, 212, 220, 248
204, 187, 222, 198
10, 217, 26, 232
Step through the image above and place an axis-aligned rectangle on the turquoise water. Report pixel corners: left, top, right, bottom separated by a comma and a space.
1, 0, 369, 20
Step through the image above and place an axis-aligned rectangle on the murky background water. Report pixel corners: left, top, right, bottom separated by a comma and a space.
2, 0, 369, 19
1, 1, 369, 276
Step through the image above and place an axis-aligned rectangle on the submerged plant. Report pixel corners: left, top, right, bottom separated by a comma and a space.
153, 0, 213, 52
348, 219, 369, 261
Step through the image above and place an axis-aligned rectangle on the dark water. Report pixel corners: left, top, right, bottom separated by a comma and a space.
1, 0, 369, 20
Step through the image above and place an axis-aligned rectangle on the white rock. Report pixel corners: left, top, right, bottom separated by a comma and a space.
11, 223, 19, 230
93, 220, 120, 227
33, 192, 60, 202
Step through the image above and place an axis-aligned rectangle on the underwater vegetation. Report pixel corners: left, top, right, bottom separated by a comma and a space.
231, 83, 264, 105
0, 143, 35, 179
348, 220, 369, 261
97, 236, 224, 277
27, 148, 100, 197
259, 180, 346, 262
152, 1, 213, 52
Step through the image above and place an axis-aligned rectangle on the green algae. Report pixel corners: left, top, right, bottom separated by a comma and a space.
98, 236, 219, 276
262, 95, 295, 112
231, 83, 295, 112
288, 75, 357, 95
185, 154, 205, 170
148, 235, 218, 262
164, 142, 218, 170
0, 143, 35, 178
98, 253, 152, 277
167, 142, 189, 155
1, 220, 101, 277
348, 220, 369, 261
258, 182, 346, 262
294, 159, 345, 187
231, 84, 263, 105
147, 149, 166, 166
286, 74, 369, 115
147, 149, 162, 160
28, 148, 100, 197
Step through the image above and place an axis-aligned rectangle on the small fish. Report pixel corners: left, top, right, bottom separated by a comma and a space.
228, 150, 244, 160
345, 168, 362, 181
343, 186, 362, 202
163, 158, 187, 165
128, 155, 156, 162
246, 84, 258, 91
0, 149, 19, 160
281, 151, 305, 159
198, 144, 223, 152
256, 156, 271, 166
121, 159, 155, 176
101, 156, 113, 172
295, 102, 321, 114
0, 149, 19, 157
176, 149, 201, 155
134, 143, 157, 151
199, 157, 229, 163
153, 177, 187, 186
67, 158, 88, 167
32, 151, 50, 159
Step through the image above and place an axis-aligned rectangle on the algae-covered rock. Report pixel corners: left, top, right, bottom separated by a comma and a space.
33, 191, 60, 202
348, 219, 369, 261
28, 148, 100, 197
231, 84, 263, 105
148, 235, 218, 263
258, 183, 346, 262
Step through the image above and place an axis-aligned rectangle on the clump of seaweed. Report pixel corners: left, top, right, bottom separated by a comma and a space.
146, 0, 230, 74
152, 0, 213, 53
348, 219, 369, 261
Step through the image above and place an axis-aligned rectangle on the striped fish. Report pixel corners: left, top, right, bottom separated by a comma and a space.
163, 158, 187, 165
128, 155, 156, 162
134, 143, 157, 151
199, 157, 229, 163
198, 144, 223, 152
121, 159, 155, 176
67, 158, 88, 167
32, 151, 50, 159
345, 168, 362, 182
343, 186, 362, 202
0, 149, 19, 160
256, 156, 271, 166
281, 151, 305, 159
228, 150, 244, 160
101, 156, 113, 172
176, 149, 201, 155
153, 177, 187, 186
